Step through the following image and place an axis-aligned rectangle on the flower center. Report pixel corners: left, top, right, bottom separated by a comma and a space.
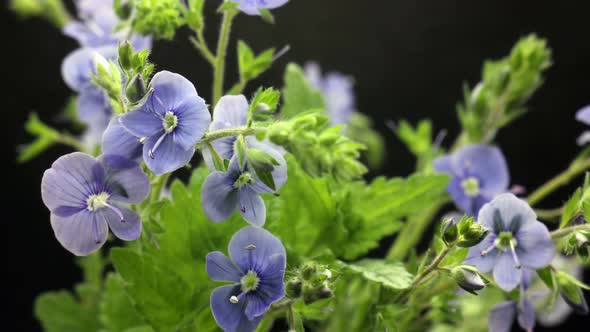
495, 231, 517, 251
162, 111, 178, 133
461, 177, 480, 197
86, 192, 110, 211
234, 172, 254, 189
240, 270, 260, 292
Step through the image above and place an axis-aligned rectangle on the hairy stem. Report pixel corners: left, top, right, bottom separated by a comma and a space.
150, 173, 171, 202
198, 127, 263, 147
411, 247, 451, 288
189, 30, 216, 65
551, 223, 590, 240
212, 8, 237, 106
527, 158, 590, 206
535, 207, 563, 220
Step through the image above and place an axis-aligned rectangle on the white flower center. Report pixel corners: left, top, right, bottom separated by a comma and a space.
86, 192, 110, 211
162, 111, 178, 133
461, 177, 480, 197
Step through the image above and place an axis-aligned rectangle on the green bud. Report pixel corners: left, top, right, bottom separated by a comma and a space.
450, 265, 486, 295
285, 278, 302, 298
302, 284, 334, 305
118, 40, 134, 72
125, 74, 146, 103
441, 217, 458, 246
133, 0, 183, 40
556, 271, 589, 314
114, 0, 133, 19
457, 223, 490, 248
301, 263, 317, 281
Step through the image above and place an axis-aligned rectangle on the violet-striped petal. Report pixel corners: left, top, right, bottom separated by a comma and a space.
142, 134, 195, 175
51, 210, 108, 256
201, 171, 240, 222
210, 285, 262, 332
120, 109, 163, 138
102, 118, 143, 162
206, 251, 243, 283
100, 206, 142, 241
228, 226, 286, 273
488, 301, 516, 332
238, 186, 266, 226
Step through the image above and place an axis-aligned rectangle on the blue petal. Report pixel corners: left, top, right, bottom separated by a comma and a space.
454, 144, 509, 194
229, 226, 286, 273
464, 235, 498, 273
210, 285, 262, 332
206, 251, 243, 282
172, 97, 210, 150
488, 301, 516, 332
147, 71, 202, 117
143, 133, 195, 175
61, 46, 118, 91
517, 298, 536, 331
235, 0, 289, 15
51, 210, 108, 256
201, 171, 240, 222
493, 251, 522, 292
516, 221, 555, 269
77, 88, 111, 125
238, 187, 266, 226
102, 117, 143, 162
576, 105, 590, 126
100, 155, 150, 204
100, 205, 142, 241
212, 95, 249, 130
477, 193, 537, 232
119, 109, 163, 138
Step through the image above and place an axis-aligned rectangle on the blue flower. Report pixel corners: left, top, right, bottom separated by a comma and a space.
102, 116, 143, 162
305, 62, 356, 125
433, 144, 510, 216
464, 193, 555, 291
206, 226, 286, 332
113, 71, 211, 175
576, 105, 590, 145
231, 0, 289, 16
201, 148, 287, 226
488, 270, 536, 332
41, 152, 150, 256
64, 0, 152, 50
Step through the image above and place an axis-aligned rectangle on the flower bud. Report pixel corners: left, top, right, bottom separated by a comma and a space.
441, 217, 458, 246
575, 232, 589, 261
302, 283, 334, 304
450, 265, 486, 295
556, 271, 589, 315
118, 40, 134, 71
457, 223, 490, 248
285, 277, 302, 298
125, 74, 146, 103
114, 0, 133, 20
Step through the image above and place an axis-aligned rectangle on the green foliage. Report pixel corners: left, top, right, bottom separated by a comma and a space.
100, 274, 147, 331
346, 113, 386, 169
35, 291, 102, 332
248, 87, 280, 123
395, 119, 443, 171
18, 113, 60, 163
237, 41, 275, 82
10, 0, 69, 27
182, 0, 205, 31
346, 260, 413, 290
132, 0, 183, 40
457, 34, 551, 143
281, 63, 325, 118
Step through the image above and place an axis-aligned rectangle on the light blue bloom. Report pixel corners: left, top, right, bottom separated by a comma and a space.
231, 0, 289, 16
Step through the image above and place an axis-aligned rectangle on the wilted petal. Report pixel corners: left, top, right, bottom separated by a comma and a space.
42, 152, 100, 210
120, 109, 163, 138
238, 187, 266, 226
102, 118, 143, 162
51, 210, 108, 256
206, 251, 243, 282
493, 251, 522, 291
488, 301, 516, 332
173, 97, 210, 150
143, 134, 195, 175
101, 155, 150, 204
201, 172, 239, 222
516, 221, 555, 269
517, 298, 536, 331
100, 206, 141, 241
229, 226, 286, 273
147, 71, 202, 116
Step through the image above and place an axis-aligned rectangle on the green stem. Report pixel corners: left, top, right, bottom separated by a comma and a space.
189, 30, 216, 65
527, 158, 590, 206
551, 223, 590, 240
411, 247, 451, 288
212, 8, 237, 106
150, 173, 171, 202
287, 304, 296, 331
387, 199, 448, 260
58, 133, 88, 152
535, 207, 563, 220
198, 126, 262, 147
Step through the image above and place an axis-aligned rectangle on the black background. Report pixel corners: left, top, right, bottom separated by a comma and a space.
3, 0, 590, 330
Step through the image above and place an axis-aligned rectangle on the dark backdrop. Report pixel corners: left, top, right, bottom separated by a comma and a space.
2, 0, 590, 330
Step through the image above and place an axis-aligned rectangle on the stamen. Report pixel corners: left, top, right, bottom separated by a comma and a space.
480, 242, 497, 256
229, 296, 239, 304
509, 240, 521, 268
433, 129, 448, 148
149, 132, 168, 159
245, 244, 256, 250
272, 45, 291, 61
104, 202, 125, 223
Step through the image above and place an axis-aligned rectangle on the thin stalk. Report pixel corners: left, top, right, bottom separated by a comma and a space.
535, 207, 563, 220
150, 173, 171, 202
198, 126, 262, 147
411, 247, 451, 288
212, 8, 237, 106
551, 223, 590, 240
527, 158, 590, 206
189, 31, 216, 65
58, 133, 88, 152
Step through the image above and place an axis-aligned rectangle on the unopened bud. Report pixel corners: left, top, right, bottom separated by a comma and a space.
285, 278, 302, 298
556, 272, 589, 315
118, 40, 134, 71
450, 265, 486, 295
126, 74, 146, 103
441, 217, 458, 246
114, 0, 133, 19
457, 223, 490, 248
302, 283, 334, 304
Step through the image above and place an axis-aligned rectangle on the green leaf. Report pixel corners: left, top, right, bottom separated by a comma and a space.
561, 188, 582, 228
35, 291, 101, 332
18, 113, 61, 163
281, 63, 325, 118
99, 274, 146, 332
346, 260, 414, 290
238, 41, 275, 81
259, 8, 275, 23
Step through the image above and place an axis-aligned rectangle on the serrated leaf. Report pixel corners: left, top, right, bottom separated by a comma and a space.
346, 260, 414, 290
35, 291, 101, 332
99, 274, 146, 332
281, 63, 325, 118
561, 188, 581, 228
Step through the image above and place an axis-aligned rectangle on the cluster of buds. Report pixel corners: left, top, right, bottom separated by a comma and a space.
441, 215, 489, 248
286, 261, 336, 304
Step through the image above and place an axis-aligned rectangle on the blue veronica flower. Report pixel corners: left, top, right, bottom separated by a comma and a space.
488, 269, 536, 332
102, 116, 143, 162
41, 152, 150, 256
110, 71, 211, 175
64, 0, 152, 50
202, 95, 286, 171
206, 226, 286, 332
231, 0, 289, 16
464, 193, 555, 291
433, 144, 510, 216
201, 148, 287, 226
304, 62, 356, 125
575, 105, 590, 145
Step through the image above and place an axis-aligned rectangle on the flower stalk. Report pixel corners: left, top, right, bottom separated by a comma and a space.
212, 6, 237, 106
527, 158, 590, 206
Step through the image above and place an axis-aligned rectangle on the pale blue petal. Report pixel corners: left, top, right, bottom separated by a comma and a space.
229, 226, 286, 273
119, 109, 163, 138
517, 298, 536, 331
100, 206, 142, 241
100, 155, 150, 204
206, 251, 243, 282
51, 210, 108, 256
238, 187, 266, 226
576, 105, 590, 126
516, 221, 555, 269
172, 97, 210, 150
493, 251, 522, 291
212, 95, 249, 129
201, 171, 239, 222
210, 285, 263, 332
147, 71, 202, 116
102, 117, 143, 162
454, 145, 509, 194
464, 234, 498, 273
488, 301, 516, 332
143, 133, 195, 175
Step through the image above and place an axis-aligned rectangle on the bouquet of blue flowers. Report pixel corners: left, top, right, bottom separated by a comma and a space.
11, 1, 590, 331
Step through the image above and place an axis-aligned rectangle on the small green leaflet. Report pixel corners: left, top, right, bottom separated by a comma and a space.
281, 63, 325, 118
345, 260, 414, 290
